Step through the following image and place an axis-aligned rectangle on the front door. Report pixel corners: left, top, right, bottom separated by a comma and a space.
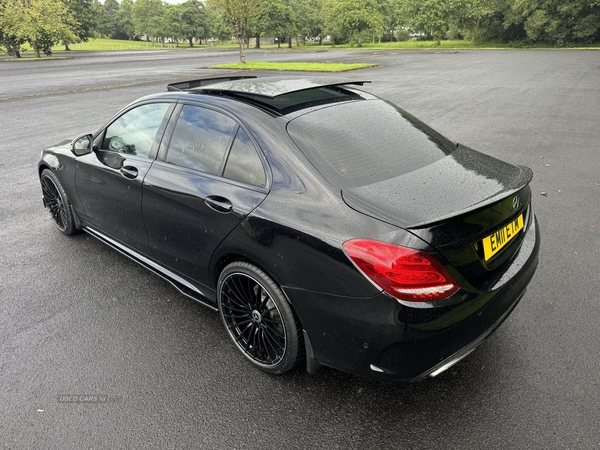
75, 102, 172, 252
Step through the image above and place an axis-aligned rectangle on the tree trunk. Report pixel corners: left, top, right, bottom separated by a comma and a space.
255, 34, 260, 49
32, 40, 41, 58
358, 34, 362, 47
238, 31, 246, 64
189, 37, 193, 47
472, 17, 481, 45
64, 44, 71, 51
288, 37, 292, 48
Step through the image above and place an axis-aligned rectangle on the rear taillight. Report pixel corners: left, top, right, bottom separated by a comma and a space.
342, 239, 459, 302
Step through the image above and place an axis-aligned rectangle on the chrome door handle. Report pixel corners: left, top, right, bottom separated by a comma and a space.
120, 166, 138, 179
205, 196, 233, 213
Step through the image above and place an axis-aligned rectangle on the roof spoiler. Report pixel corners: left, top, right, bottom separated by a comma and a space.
167, 76, 257, 92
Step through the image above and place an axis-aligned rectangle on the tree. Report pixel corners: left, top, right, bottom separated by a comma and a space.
98, 0, 120, 38
117, 0, 136, 40
62, 0, 101, 50
0, 28, 26, 57
209, 0, 262, 63
457, 0, 495, 44
200, 2, 217, 43
253, 0, 295, 48
248, 2, 266, 48
379, 0, 406, 42
179, 0, 207, 46
401, 0, 463, 45
162, 4, 186, 44
0, 0, 78, 57
503, 0, 599, 44
291, 0, 323, 45
209, 4, 234, 43
323, 0, 383, 46
132, 0, 164, 41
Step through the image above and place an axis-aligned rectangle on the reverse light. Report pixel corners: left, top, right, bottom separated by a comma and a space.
342, 239, 459, 302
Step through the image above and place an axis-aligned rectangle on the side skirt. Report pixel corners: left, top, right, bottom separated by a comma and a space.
83, 226, 218, 311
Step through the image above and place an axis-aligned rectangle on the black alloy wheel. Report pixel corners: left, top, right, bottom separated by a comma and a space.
40, 169, 77, 236
218, 262, 302, 374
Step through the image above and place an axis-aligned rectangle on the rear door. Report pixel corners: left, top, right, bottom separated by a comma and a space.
142, 103, 269, 287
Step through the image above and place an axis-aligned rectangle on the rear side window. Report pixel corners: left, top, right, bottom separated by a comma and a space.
223, 129, 266, 188
287, 100, 455, 188
166, 105, 237, 175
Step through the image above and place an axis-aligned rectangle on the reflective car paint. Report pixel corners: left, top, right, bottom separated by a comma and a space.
38, 77, 539, 381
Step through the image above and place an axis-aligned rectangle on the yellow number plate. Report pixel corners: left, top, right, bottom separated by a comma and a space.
482, 215, 524, 261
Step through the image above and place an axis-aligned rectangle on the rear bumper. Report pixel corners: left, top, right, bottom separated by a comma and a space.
284, 216, 540, 382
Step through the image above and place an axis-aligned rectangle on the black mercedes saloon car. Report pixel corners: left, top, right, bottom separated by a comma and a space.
38, 76, 539, 381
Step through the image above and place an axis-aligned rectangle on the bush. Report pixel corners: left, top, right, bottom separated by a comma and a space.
395, 29, 410, 42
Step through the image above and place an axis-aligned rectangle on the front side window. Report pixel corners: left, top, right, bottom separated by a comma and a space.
102, 103, 170, 158
166, 105, 237, 175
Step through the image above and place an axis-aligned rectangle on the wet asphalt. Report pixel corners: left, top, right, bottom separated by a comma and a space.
1, 48, 599, 449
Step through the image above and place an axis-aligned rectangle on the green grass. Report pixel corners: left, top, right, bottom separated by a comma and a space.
0, 56, 69, 62
258, 40, 600, 50
329, 39, 600, 50
330, 40, 500, 49
208, 61, 375, 72
4, 38, 238, 55
4, 37, 598, 59
1, 37, 240, 58
50, 38, 219, 52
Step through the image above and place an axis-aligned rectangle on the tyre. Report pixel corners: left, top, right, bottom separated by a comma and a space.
217, 261, 302, 374
40, 169, 78, 236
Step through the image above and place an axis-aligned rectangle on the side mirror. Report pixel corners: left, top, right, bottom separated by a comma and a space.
71, 134, 93, 156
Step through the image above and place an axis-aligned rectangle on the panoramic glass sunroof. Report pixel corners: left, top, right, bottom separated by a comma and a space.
223, 86, 364, 115
168, 77, 369, 115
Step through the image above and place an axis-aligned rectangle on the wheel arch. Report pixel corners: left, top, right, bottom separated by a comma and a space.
211, 251, 305, 334
39, 167, 81, 235
211, 252, 249, 289
212, 252, 288, 301
38, 162, 53, 178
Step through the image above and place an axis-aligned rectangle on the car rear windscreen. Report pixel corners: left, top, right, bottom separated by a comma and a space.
287, 100, 456, 188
